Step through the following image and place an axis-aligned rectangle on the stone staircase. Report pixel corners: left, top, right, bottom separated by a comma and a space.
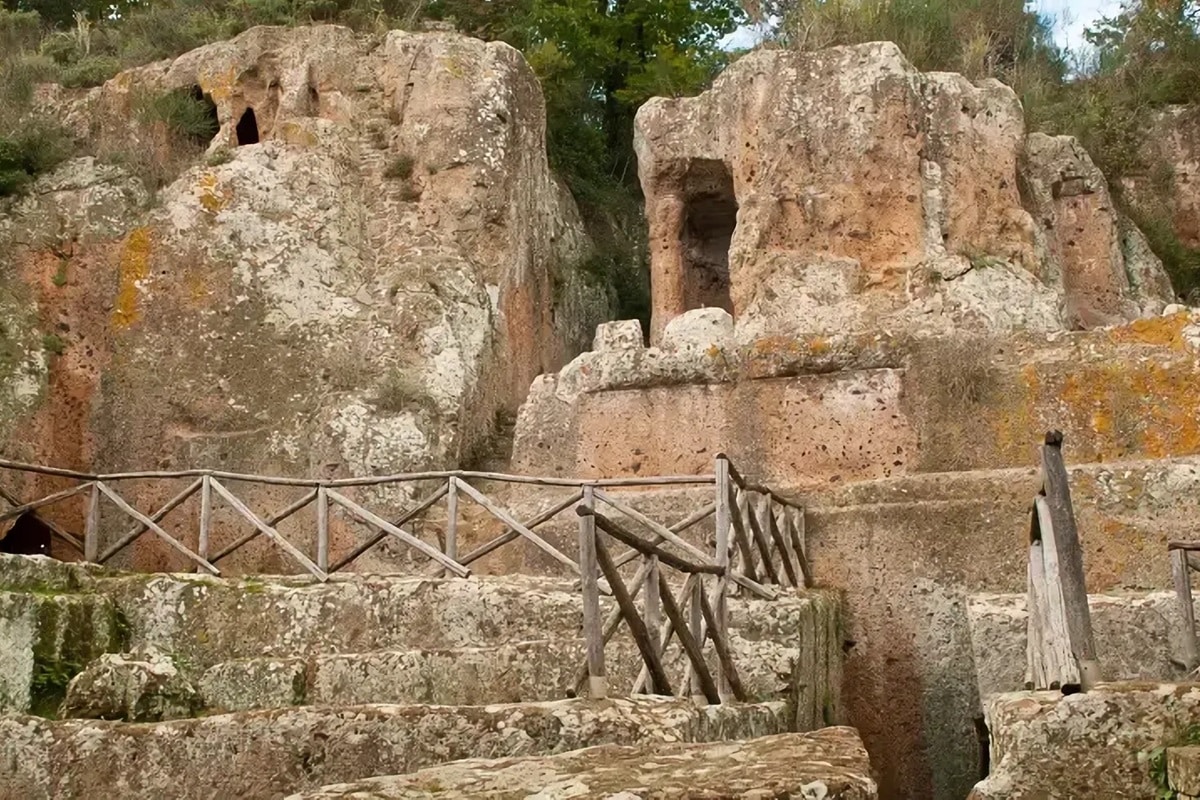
0, 552, 869, 798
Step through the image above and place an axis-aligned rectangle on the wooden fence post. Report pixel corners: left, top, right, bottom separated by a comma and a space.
644, 554, 661, 665
445, 476, 458, 563
714, 455, 732, 699
1039, 431, 1101, 691
84, 482, 100, 563
578, 485, 606, 699
316, 486, 329, 573
1171, 547, 1199, 672
198, 475, 213, 572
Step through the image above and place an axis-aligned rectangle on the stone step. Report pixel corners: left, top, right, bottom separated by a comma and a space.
290, 727, 878, 799
196, 632, 807, 711
0, 697, 790, 800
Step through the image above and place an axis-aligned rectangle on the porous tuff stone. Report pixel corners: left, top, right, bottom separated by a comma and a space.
59, 645, 200, 721
635, 42, 1173, 341
0, 697, 789, 800
0, 24, 608, 574
971, 682, 1200, 799
289, 727, 878, 799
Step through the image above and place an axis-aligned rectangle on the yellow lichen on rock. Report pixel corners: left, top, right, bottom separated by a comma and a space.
113, 227, 152, 330
197, 173, 232, 215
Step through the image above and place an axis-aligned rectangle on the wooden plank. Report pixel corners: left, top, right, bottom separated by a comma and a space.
699, 581, 748, 702
100, 478, 204, 564
316, 487, 330, 573
587, 509, 723, 575
748, 493, 781, 584
1173, 547, 1200, 671
1040, 432, 1100, 689
612, 502, 716, 570
452, 490, 582, 571
594, 533, 673, 696
0, 481, 94, 525
596, 490, 776, 600
1188, 552, 1200, 572
573, 557, 655, 695
787, 506, 814, 589
729, 486, 759, 583
326, 488, 468, 578
687, 577, 705, 700
1027, 496, 1079, 690
84, 482, 101, 562
198, 476, 213, 569
210, 490, 318, 564
96, 482, 219, 575
659, 570, 719, 705
578, 485, 606, 699
1169, 541, 1200, 552
331, 483, 448, 573
633, 573, 696, 696
444, 476, 458, 562
457, 480, 579, 574
766, 496, 800, 587
644, 555, 661, 662
209, 479, 322, 579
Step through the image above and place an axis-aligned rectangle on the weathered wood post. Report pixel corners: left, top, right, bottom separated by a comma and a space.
1029, 431, 1101, 691
315, 485, 329, 573
445, 476, 458, 564
1170, 546, 1200, 671
714, 455, 732, 699
84, 482, 100, 563
578, 485, 606, 699
198, 475, 213, 572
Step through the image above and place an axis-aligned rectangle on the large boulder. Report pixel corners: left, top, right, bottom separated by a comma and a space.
0, 25, 608, 572
59, 645, 200, 721
634, 42, 1174, 342
1125, 105, 1200, 253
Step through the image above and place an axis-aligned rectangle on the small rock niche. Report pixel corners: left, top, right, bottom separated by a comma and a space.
680, 159, 737, 315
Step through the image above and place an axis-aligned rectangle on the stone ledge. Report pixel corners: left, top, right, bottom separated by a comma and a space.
0, 697, 789, 800
289, 727, 877, 799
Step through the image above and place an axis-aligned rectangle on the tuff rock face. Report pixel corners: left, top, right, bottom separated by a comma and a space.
59, 645, 200, 721
634, 42, 1173, 341
0, 25, 607, 571
290, 728, 878, 799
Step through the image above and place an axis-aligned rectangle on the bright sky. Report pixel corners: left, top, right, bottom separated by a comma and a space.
722, 0, 1127, 51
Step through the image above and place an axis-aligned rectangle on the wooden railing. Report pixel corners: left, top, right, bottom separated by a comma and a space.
1169, 542, 1200, 673
0, 454, 809, 703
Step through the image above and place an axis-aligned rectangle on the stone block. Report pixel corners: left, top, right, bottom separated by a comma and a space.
1171, 746, 1200, 797
0, 697, 790, 799
199, 658, 306, 712
60, 646, 199, 722
592, 320, 644, 352
289, 728, 878, 799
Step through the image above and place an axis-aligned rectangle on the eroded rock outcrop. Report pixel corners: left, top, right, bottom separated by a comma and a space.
634, 42, 1173, 341
0, 25, 607, 571
59, 645, 199, 721
1125, 105, 1200, 252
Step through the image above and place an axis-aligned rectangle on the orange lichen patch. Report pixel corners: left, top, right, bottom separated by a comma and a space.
751, 336, 804, 357
1108, 313, 1190, 351
277, 121, 319, 147
808, 335, 831, 354
198, 172, 232, 215
113, 227, 151, 330
200, 66, 239, 105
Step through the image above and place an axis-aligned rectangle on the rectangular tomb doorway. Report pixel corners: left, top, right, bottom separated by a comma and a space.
681, 159, 737, 316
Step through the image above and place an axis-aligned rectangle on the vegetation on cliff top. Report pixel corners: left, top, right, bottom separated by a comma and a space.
0, 0, 1196, 298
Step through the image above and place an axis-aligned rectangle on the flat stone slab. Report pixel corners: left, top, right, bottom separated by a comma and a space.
290, 727, 878, 798
1170, 745, 1200, 797
0, 697, 788, 800
972, 682, 1200, 799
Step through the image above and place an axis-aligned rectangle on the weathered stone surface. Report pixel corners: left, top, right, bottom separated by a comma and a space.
199, 657, 306, 712
593, 320, 644, 352
59, 645, 199, 721
1022, 132, 1173, 326
0, 587, 124, 714
972, 683, 1200, 799
0, 697, 789, 800
0, 24, 607, 573
0, 555, 840, 726
967, 591, 1198, 702
513, 312, 1200, 484
1170, 745, 1200, 796
290, 727, 877, 799
634, 42, 1172, 341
